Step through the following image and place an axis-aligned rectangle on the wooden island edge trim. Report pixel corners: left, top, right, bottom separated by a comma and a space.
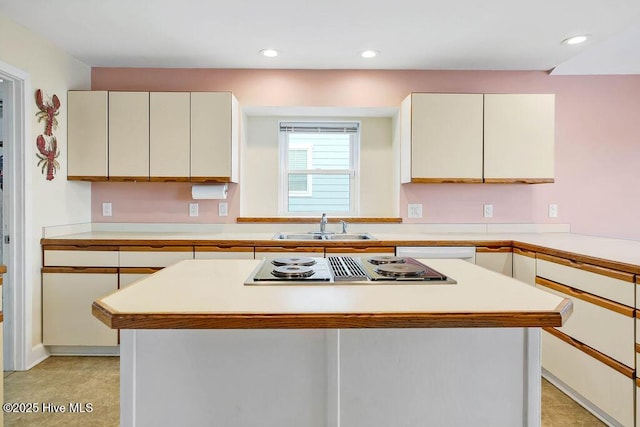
92, 310, 567, 330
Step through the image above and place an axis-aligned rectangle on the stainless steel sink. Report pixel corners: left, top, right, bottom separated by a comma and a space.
325, 233, 375, 240
273, 233, 326, 240
273, 232, 375, 241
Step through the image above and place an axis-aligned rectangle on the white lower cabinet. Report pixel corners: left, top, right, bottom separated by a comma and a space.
512, 249, 536, 285
475, 248, 513, 276
194, 246, 254, 260
324, 247, 395, 258
119, 246, 194, 267
542, 330, 634, 426
43, 268, 118, 346
255, 247, 324, 260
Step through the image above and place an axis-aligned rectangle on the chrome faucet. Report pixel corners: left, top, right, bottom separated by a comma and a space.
320, 213, 328, 234
340, 220, 348, 234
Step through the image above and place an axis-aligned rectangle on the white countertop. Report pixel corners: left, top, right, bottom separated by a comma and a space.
93, 258, 570, 329
47, 231, 640, 270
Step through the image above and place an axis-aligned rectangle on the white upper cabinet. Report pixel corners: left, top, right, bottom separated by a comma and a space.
108, 92, 150, 180
190, 92, 239, 183
150, 92, 191, 180
401, 92, 555, 184
402, 93, 483, 183
67, 91, 108, 180
483, 94, 555, 183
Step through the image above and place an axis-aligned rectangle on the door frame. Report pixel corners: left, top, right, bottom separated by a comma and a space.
0, 58, 34, 371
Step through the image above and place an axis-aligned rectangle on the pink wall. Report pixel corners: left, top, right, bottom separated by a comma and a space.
91, 69, 640, 240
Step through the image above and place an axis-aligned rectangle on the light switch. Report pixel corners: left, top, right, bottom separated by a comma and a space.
189, 203, 199, 217
548, 204, 559, 218
102, 202, 112, 217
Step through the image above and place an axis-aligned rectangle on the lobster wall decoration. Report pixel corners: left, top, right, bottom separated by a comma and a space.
35, 89, 61, 181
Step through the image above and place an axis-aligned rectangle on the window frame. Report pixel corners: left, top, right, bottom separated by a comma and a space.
278, 121, 360, 216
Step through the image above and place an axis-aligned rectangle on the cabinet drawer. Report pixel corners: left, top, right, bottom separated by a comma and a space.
44, 248, 119, 267
325, 247, 395, 256
537, 277, 634, 367
119, 246, 193, 267
512, 250, 536, 286
475, 248, 513, 276
536, 254, 634, 306
195, 246, 254, 260
255, 247, 324, 260
43, 271, 118, 346
542, 330, 634, 427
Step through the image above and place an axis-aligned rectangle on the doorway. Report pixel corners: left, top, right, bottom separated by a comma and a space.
0, 59, 30, 371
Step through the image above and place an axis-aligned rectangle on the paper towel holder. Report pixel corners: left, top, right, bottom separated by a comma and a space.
191, 183, 228, 199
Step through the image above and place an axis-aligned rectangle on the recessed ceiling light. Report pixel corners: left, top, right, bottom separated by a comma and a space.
561, 35, 590, 45
361, 50, 380, 59
260, 49, 279, 58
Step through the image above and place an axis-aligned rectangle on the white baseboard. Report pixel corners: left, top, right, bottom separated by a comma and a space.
542, 369, 620, 427
25, 343, 49, 370
45, 345, 120, 356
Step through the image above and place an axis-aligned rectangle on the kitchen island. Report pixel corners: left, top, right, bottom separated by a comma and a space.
93, 258, 571, 427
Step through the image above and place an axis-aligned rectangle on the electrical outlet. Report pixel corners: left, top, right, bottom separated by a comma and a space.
548, 204, 559, 218
189, 203, 199, 217
219, 202, 228, 217
102, 202, 112, 217
483, 204, 493, 218
408, 204, 423, 219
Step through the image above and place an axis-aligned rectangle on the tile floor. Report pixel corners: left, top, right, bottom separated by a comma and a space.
4, 356, 604, 426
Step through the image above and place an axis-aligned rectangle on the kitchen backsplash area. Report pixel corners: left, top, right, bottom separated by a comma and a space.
88, 68, 640, 241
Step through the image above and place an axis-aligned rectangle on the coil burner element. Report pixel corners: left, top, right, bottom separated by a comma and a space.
271, 265, 315, 278
271, 257, 317, 267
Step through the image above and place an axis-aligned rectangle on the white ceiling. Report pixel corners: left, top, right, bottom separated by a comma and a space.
2, 0, 640, 74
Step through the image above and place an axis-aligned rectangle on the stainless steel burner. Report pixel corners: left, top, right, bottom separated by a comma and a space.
367, 256, 406, 265
271, 257, 317, 267
375, 263, 427, 278
272, 265, 315, 278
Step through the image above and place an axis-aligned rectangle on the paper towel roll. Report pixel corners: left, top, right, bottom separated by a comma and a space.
191, 184, 228, 199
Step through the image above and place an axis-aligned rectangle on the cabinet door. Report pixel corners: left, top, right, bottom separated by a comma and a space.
190, 92, 238, 182
108, 92, 150, 180
43, 268, 118, 346
67, 91, 108, 180
475, 248, 513, 276
410, 93, 483, 183
195, 246, 254, 260
542, 330, 634, 427
484, 94, 555, 183
255, 247, 324, 260
512, 249, 536, 286
150, 92, 190, 180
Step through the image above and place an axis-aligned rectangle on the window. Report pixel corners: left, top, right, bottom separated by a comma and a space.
279, 122, 359, 215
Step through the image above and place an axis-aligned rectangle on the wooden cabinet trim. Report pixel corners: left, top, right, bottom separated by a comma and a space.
255, 246, 324, 253
237, 217, 403, 224
119, 245, 193, 252
476, 246, 512, 253
190, 177, 232, 183
107, 177, 150, 182
149, 177, 190, 182
45, 245, 119, 251
513, 247, 536, 258
410, 178, 483, 184
543, 327, 634, 379
67, 176, 109, 182
483, 178, 554, 184
635, 343, 640, 354
537, 253, 634, 283
120, 267, 163, 275
636, 378, 640, 388
536, 276, 634, 317
195, 246, 254, 253
42, 267, 118, 274
325, 247, 396, 254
